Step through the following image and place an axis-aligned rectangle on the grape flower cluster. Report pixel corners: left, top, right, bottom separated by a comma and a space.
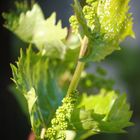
45, 90, 78, 140
69, 0, 98, 33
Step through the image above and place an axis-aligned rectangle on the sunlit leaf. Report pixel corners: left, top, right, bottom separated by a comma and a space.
70, 0, 135, 62
3, 3, 67, 59
70, 89, 133, 139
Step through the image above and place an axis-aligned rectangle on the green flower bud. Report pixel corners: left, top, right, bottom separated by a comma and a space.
46, 90, 78, 139
69, 15, 79, 33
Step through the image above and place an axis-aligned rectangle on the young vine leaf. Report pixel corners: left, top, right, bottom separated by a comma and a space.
70, 89, 133, 139
3, 3, 67, 59
11, 47, 63, 138
69, 0, 135, 62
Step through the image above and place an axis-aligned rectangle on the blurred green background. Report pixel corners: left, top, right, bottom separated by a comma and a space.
0, 0, 140, 140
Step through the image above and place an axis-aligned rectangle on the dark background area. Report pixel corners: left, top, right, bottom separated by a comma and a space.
0, 0, 140, 140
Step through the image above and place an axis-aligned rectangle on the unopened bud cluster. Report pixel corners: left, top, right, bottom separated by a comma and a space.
69, 0, 98, 33
46, 90, 78, 139
69, 15, 79, 33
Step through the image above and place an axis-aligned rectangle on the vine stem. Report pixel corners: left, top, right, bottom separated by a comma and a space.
67, 36, 88, 96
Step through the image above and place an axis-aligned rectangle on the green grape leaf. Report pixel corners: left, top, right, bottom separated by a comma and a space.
11, 47, 63, 137
70, 89, 133, 139
99, 94, 133, 133
3, 3, 67, 59
70, 0, 135, 62
97, 0, 135, 41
